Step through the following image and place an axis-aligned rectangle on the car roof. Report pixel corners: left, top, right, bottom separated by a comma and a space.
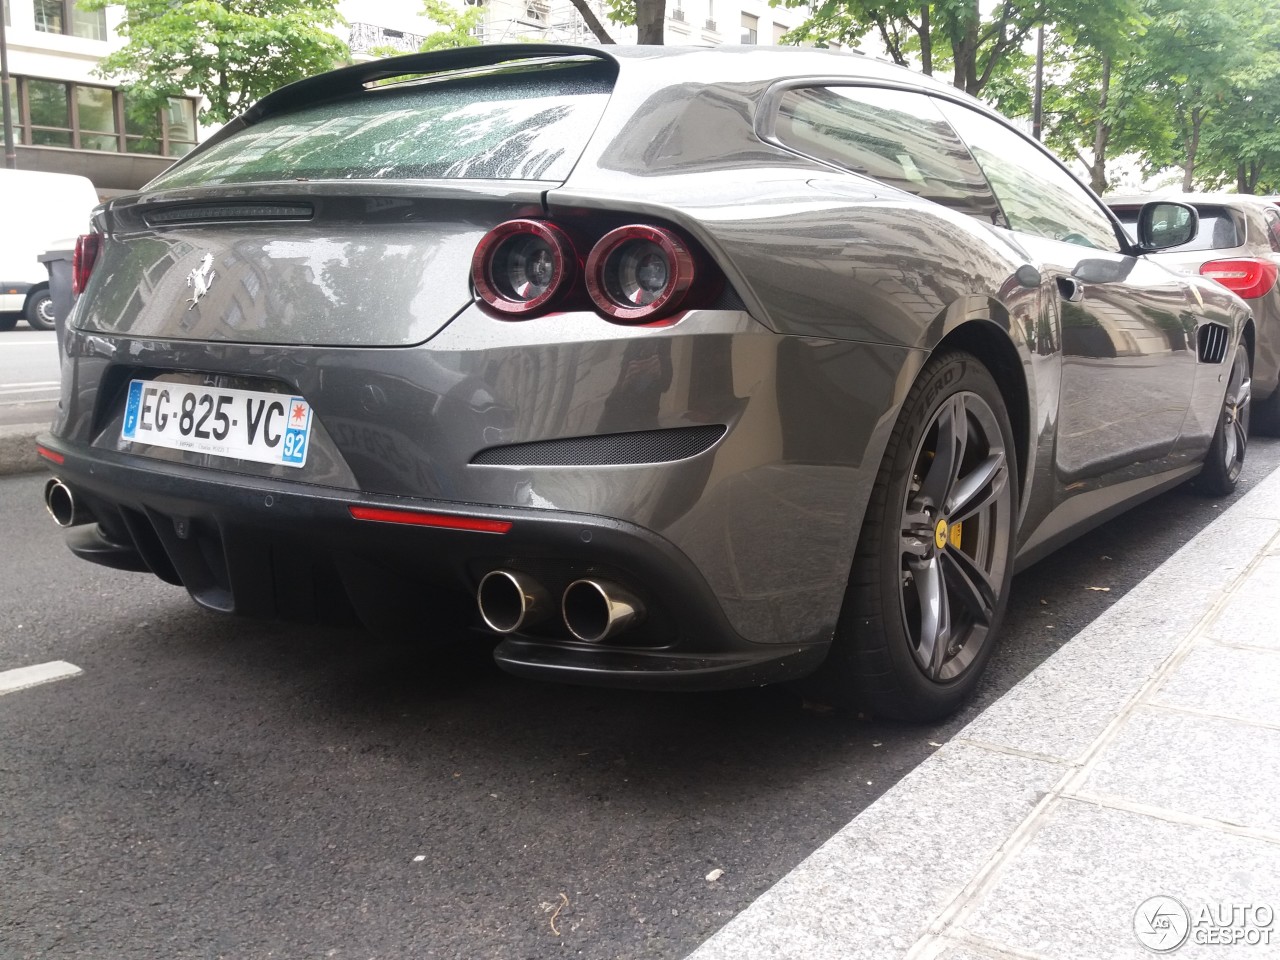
1106, 192, 1278, 213
249, 43, 981, 127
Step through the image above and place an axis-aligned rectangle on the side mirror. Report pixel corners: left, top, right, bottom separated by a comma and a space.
1136, 201, 1199, 251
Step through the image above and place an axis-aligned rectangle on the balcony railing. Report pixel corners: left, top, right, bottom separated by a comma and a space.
349, 22, 427, 55
704, 18, 717, 30
669, 7, 686, 21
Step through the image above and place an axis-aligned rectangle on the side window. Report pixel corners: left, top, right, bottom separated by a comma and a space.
773, 86, 1004, 225
1264, 208, 1280, 253
933, 99, 1120, 251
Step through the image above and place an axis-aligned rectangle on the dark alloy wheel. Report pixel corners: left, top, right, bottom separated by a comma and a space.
25, 290, 55, 331
1197, 344, 1250, 496
821, 351, 1019, 722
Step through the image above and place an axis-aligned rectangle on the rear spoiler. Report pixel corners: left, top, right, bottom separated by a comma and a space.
190, 44, 619, 159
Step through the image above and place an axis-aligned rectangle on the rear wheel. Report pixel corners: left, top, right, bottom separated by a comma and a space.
822, 351, 1018, 722
25, 289, 55, 331
1196, 345, 1250, 496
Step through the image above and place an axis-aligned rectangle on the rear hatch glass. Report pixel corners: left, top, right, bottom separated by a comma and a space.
147, 59, 615, 190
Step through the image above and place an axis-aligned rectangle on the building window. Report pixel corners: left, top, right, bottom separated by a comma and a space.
164, 97, 198, 156
13, 77, 197, 157
77, 84, 117, 151
773, 22, 787, 44
28, 79, 72, 147
34, 0, 107, 40
741, 13, 757, 44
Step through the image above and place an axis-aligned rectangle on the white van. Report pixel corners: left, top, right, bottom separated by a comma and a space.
0, 169, 100, 331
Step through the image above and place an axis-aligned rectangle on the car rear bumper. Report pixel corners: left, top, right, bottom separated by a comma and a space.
37, 436, 829, 690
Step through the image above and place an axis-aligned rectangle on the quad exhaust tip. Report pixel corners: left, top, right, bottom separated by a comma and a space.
562, 579, 644, 643
44, 478, 91, 528
477, 569, 552, 634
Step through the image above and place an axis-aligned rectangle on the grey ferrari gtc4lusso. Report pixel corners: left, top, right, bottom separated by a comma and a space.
39, 45, 1254, 721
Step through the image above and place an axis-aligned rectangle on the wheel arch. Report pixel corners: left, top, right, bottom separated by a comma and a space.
23, 280, 50, 309
930, 318, 1031, 507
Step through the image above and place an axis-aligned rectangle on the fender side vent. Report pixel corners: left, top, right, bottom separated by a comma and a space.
144, 202, 315, 226
1198, 323, 1229, 364
472, 425, 727, 467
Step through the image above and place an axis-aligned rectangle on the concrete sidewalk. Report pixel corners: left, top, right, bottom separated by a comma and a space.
0, 421, 49, 476
692, 466, 1280, 959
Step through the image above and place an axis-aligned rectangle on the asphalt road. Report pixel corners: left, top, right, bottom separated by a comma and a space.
0, 329, 59, 428
3, 438, 1279, 959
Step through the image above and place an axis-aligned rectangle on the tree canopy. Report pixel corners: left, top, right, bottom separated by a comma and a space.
796, 0, 1280, 192
83, 0, 349, 126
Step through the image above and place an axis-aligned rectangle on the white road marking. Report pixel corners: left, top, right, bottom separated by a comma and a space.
0, 382, 60, 393
0, 660, 83, 696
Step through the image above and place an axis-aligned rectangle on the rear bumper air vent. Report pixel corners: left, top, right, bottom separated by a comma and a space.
143, 202, 315, 227
1197, 323, 1230, 365
471, 425, 727, 467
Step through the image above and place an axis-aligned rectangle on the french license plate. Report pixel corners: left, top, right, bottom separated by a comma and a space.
121, 380, 312, 467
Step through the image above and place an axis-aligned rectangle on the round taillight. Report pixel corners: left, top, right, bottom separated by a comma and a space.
472, 219, 576, 316
585, 225, 696, 322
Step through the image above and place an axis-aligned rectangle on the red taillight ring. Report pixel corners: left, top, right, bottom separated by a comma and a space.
585, 225, 696, 323
72, 233, 102, 296
471, 219, 576, 317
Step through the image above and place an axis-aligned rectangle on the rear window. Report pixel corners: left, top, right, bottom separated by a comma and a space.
1111, 204, 1242, 251
773, 86, 1003, 224
147, 60, 615, 190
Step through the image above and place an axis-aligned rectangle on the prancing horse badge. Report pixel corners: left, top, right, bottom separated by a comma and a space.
186, 253, 217, 309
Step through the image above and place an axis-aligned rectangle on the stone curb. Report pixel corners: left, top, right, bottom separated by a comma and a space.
0, 424, 47, 477
689, 462, 1280, 960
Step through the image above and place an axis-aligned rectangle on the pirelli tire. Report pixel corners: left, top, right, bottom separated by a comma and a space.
822, 351, 1019, 723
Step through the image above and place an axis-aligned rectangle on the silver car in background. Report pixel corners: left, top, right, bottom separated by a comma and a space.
1109, 194, 1280, 431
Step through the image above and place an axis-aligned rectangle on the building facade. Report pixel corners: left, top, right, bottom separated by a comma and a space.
2, 0, 199, 196
343, 0, 814, 59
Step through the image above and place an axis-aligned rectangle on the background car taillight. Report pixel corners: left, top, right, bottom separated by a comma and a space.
72, 233, 102, 296
1199, 258, 1279, 300
471, 219, 576, 316
586, 225, 696, 323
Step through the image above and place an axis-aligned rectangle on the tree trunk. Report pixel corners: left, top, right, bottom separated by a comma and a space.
635, 0, 665, 44
1090, 56, 1112, 194
566, 0, 615, 43
947, 0, 982, 95
918, 6, 932, 76
1182, 106, 1202, 192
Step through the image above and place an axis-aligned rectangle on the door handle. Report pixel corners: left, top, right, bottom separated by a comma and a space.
1056, 276, 1084, 303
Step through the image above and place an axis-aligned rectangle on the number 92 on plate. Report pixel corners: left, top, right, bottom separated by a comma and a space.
122, 380, 313, 467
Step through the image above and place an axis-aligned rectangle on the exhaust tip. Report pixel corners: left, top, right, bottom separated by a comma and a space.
477, 570, 550, 634
44, 478, 81, 528
562, 579, 643, 643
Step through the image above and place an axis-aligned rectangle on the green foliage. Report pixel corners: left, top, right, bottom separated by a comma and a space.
81, 0, 349, 125
772, 0, 1125, 95
418, 0, 483, 51
604, 0, 637, 27
980, 0, 1280, 192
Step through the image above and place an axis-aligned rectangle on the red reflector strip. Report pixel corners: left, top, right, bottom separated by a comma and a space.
348, 505, 511, 534
36, 445, 65, 465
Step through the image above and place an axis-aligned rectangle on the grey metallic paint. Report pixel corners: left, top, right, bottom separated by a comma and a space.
44, 45, 1253, 685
